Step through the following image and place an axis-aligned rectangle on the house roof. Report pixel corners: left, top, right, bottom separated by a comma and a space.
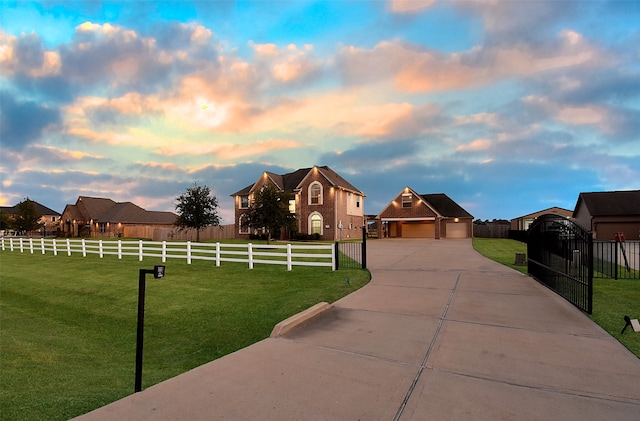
512, 206, 573, 220
231, 166, 364, 196
377, 188, 473, 219
63, 196, 177, 224
420, 193, 473, 218
573, 190, 640, 217
1, 200, 60, 216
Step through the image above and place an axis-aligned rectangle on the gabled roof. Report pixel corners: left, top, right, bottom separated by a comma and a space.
63, 196, 177, 224
1, 200, 60, 216
573, 190, 640, 217
376, 187, 472, 219
231, 166, 364, 196
512, 206, 572, 220
420, 194, 473, 218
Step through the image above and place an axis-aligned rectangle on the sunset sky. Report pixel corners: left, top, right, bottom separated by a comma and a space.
1, 0, 639, 223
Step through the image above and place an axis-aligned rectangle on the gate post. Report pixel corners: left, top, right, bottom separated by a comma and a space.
334, 242, 340, 270
362, 226, 367, 269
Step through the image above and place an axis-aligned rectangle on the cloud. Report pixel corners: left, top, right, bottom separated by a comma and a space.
0, 91, 61, 149
337, 29, 607, 93
157, 138, 301, 160
388, 0, 436, 14
249, 41, 323, 85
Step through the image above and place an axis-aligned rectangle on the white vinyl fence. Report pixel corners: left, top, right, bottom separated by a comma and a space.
1, 237, 335, 271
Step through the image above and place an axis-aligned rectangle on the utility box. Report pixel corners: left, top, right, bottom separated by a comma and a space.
514, 252, 527, 266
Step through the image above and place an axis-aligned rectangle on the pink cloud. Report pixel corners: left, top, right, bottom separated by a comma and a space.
157, 138, 300, 160
339, 30, 607, 93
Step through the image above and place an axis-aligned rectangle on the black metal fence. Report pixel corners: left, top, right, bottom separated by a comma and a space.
334, 227, 367, 270
593, 240, 640, 280
527, 214, 593, 314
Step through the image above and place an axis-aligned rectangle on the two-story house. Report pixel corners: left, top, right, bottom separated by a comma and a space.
231, 166, 366, 241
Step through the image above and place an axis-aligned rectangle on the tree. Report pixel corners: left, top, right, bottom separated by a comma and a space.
242, 184, 296, 243
13, 198, 43, 235
175, 182, 220, 242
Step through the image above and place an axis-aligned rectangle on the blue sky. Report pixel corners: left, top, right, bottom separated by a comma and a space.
1, 0, 639, 223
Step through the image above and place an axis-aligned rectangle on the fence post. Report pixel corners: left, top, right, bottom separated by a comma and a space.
117, 240, 121, 259
1, 237, 4, 251
287, 243, 292, 271
19, 238, 24, 253
186, 241, 191, 264
334, 242, 339, 271
162, 241, 167, 263
248, 243, 253, 269
82, 239, 87, 257
362, 226, 367, 269
66, 239, 71, 256
139, 240, 143, 262
53, 238, 57, 255
215, 242, 220, 267
615, 241, 619, 280
29, 238, 34, 254
41, 237, 45, 254
99, 240, 104, 258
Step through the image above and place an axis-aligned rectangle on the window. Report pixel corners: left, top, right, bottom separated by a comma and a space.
309, 182, 322, 205
310, 213, 322, 235
289, 199, 296, 214
402, 194, 412, 208
239, 214, 250, 234
240, 195, 249, 209
99, 223, 107, 233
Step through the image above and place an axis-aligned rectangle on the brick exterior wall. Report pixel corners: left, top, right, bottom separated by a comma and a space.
234, 168, 365, 241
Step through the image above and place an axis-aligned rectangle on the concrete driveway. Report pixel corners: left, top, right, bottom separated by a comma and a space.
75, 239, 640, 420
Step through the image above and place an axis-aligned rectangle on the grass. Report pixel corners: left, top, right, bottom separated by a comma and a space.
472, 237, 640, 358
471, 237, 528, 274
0, 249, 370, 420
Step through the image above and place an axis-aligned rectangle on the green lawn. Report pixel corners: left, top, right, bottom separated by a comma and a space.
473, 237, 640, 358
472, 237, 528, 274
0, 250, 370, 420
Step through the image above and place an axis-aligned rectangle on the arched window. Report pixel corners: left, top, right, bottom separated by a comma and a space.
309, 182, 322, 205
309, 212, 322, 235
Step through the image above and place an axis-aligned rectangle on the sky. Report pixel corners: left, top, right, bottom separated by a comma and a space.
1, 0, 639, 223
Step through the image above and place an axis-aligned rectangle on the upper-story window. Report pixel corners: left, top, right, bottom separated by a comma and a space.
402, 194, 412, 208
240, 195, 249, 209
309, 182, 323, 205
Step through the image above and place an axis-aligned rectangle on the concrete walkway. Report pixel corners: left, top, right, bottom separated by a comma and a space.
75, 239, 640, 420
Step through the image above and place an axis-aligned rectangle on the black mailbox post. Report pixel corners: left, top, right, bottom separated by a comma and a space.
135, 265, 165, 392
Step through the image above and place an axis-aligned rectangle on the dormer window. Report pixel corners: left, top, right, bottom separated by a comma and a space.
309, 182, 323, 205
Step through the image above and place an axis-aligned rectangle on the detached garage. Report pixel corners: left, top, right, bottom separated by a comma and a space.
377, 187, 473, 239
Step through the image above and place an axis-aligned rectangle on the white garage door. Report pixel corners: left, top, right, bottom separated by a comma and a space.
403, 222, 435, 238
446, 222, 467, 239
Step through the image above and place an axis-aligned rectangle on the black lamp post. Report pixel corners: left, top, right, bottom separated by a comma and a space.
135, 265, 165, 392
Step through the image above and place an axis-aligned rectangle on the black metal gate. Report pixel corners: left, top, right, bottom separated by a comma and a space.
334, 227, 367, 270
527, 214, 593, 314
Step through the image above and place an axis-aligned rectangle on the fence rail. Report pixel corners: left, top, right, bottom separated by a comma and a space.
1, 237, 335, 271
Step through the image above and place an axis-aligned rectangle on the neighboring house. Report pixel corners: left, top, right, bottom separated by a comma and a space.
376, 187, 473, 239
0, 200, 61, 236
231, 166, 366, 241
60, 196, 177, 238
510, 207, 573, 231
572, 190, 640, 240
